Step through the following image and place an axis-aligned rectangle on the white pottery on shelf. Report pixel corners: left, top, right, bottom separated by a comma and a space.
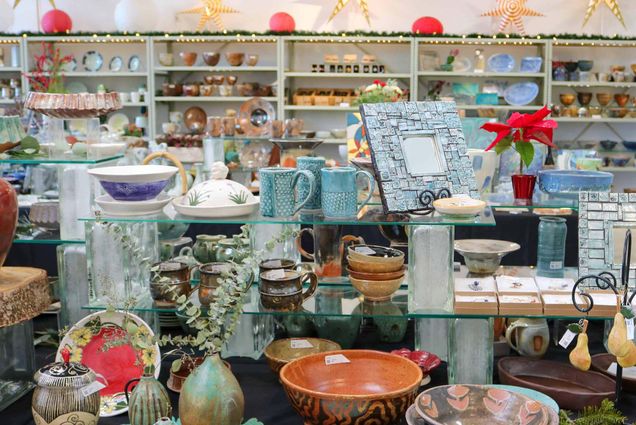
173, 162, 259, 218
88, 165, 177, 183
433, 197, 486, 218
95, 193, 172, 216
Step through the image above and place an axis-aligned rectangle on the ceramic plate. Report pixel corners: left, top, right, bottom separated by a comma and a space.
107, 112, 130, 131
173, 195, 259, 218
128, 55, 141, 71
487, 53, 515, 72
504, 82, 539, 106
415, 385, 551, 425
96, 193, 172, 216
239, 98, 276, 136
61, 57, 77, 72
66, 81, 88, 94
83, 51, 104, 72
433, 197, 486, 218
184, 106, 207, 132
56, 310, 161, 417
109, 56, 123, 72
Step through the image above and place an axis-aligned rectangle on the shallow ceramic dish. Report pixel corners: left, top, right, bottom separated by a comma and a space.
390, 348, 441, 386
347, 244, 405, 264
433, 197, 486, 218
591, 353, 636, 392
83, 51, 103, 72
350, 275, 403, 301
415, 384, 551, 425
96, 193, 171, 216
454, 239, 520, 274
280, 349, 422, 425
239, 97, 275, 136
504, 82, 539, 106
498, 357, 615, 410
264, 338, 341, 374
487, 53, 515, 72
88, 165, 177, 201
24, 92, 122, 119
346, 265, 406, 281
537, 170, 613, 198
128, 55, 141, 71
109, 56, 123, 72
87, 143, 126, 157
173, 195, 259, 218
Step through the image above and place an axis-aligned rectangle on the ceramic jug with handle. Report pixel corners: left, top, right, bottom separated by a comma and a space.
505, 318, 550, 358
125, 370, 172, 425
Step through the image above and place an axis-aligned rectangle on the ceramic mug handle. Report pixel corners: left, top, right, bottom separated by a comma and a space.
504, 322, 528, 353
124, 377, 141, 404
296, 228, 315, 261
292, 170, 316, 214
355, 170, 375, 213
300, 271, 318, 301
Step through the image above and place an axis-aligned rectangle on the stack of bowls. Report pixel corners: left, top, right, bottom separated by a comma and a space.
346, 244, 405, 301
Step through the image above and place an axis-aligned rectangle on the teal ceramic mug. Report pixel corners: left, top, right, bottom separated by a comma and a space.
321, 166, 374, 218
297, 156, 326, 211
259, 167, 315, 217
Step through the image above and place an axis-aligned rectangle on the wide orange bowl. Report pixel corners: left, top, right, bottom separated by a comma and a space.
280, 349, 422, 425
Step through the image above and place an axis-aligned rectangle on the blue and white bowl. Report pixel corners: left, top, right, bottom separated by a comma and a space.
538, 170, 613, 199
520, 56, 543, 73
487, 53, 515, 72
88, 165, 178, 201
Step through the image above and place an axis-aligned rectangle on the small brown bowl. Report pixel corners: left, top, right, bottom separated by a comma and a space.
254, 85, 272, 96
615, 93, 630, 107
559, 93, 576, 106
226, 75, 238, 86
236, 82, 255, 96
346, 265, 406, 281
182, 83, 200, 97
350, 275, 403, 301
180, 52, 198, 66
225, 52, 245, 66
264, 338, 341, 374
577, 92, 592, 106
347, 244, 405, 265
211, 75, 225, 85
596, 92, 611, 106
203, 75, 215, 85
348, 257, 404, 274
200, 84, 215, 96
202, 52, 220, 66
162, 83, 182, 97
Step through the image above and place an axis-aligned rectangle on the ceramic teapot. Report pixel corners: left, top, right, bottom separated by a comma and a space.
505, 318, 550, 358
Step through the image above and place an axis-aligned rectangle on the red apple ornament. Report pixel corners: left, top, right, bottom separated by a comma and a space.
41, 9, 73, 33
269, 12, 295, 32
412, 16, 443, 35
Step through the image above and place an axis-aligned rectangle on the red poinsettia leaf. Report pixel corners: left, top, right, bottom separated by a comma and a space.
507, 106, 552, 128
525, 127, 555, 147
484, 127, 512, 151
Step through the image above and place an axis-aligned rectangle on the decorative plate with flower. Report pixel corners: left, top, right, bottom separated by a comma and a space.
56, 310, 161, 417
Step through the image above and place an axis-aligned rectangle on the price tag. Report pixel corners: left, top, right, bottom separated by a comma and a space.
559, 330, 576, 349
627, 318, 635, 340
81, 380, 106, 397
549, 261, 563, 270
266, 269, 286, 280
325, 354, 350, 365
291, 339, 314, 349
355, 246, 376, 255
267, 260, 282, 268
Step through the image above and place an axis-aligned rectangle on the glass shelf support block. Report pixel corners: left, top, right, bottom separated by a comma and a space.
0, 320, 36, 412
58, 164, 93, 240
415, 318, 450, 361
222, 290, 274, 360
57, 244, 90, 328
448, 317, 494, 385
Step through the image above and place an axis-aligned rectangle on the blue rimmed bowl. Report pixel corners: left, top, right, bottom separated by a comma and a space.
537, 170, 613, 198
623, 141, 636, 152
88, 165, 178, 201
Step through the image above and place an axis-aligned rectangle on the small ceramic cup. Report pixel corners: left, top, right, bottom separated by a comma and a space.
321, 167, 374, 218
197, 262, 233, 307
159, 53, 174, 66
259, 270, 318, 311
297, 156, 326, 211
259, 167, 316, 217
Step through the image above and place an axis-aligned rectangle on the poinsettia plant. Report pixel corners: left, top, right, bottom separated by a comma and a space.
481, 106, 558, 173
354, 79, 407, 105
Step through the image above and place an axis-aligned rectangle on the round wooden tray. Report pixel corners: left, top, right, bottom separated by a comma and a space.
0, 267, 50, 328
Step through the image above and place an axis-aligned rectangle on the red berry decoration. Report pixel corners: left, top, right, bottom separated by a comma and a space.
269, 12, 295, 33
412, 16, 443, 35
41, 9, 72, 34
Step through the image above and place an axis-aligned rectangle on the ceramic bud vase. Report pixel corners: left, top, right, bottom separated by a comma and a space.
511, 174, 536, 205
179, 354, 244, 425
0, 177, 17, 267
125, 368, 172, 425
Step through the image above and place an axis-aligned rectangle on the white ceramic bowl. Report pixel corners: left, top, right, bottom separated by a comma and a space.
454, 239, 521, 274
88, 165, 177, 183
433, 197, 487, 217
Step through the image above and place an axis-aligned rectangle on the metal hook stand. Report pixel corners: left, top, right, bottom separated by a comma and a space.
570, 230, 633, 403
407, 188, 452, 216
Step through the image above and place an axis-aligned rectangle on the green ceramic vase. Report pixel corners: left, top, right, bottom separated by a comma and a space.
125, 372, 172, 425
179, 354, 244, 425
192, 234, 226, 264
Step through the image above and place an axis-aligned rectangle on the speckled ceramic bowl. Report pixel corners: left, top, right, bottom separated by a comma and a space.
350, 275, 403, 301
264, 338, 341, 374
454, 239, 520, 274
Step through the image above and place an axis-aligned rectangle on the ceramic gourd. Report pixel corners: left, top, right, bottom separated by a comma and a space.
125, 370, 172, 425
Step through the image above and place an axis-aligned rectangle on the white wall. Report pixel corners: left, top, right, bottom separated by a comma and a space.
6, 0, 636, 36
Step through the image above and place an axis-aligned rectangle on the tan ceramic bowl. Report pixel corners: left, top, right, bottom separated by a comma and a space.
264, 338, 341, 374
346, 265, 406, 281
350, 276, 403, 301
280, 350, 422, 425
348, 257, 404, 273
347, 245, 404, 264
225, 52, 245, 66
559, 93, 576, 106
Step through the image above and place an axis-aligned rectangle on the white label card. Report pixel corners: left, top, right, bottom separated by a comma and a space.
627, 318, 635, 340
267, 260, 282, 268
549, 261, 563, 270
267, 269, 286, 279
325, 354, 350, 365
81, 380, 106, 397
355, 246, 376, 255
291, 339, 314, 349
559, 330, 577, 349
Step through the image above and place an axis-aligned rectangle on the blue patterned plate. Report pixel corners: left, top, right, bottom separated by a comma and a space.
487, 53, 515, 72
504, 82, 539, 106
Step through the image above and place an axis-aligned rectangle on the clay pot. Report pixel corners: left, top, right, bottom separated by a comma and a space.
202, 52, 220, 66
577, 92, 592, 106
180, 52, 198, 66
596, 92, 611, 106
254, 85, 273, 96
615, 93, 630, 107
236, 83, 255, 96
226, 75, 238, 86
162, 83, 182, 97
211, 75, 225, 85
183, 83, 200, 97
225, 52, 245, 66
0, 178, 17, 268
200, 84, 215, 96
203, 75, 215, 85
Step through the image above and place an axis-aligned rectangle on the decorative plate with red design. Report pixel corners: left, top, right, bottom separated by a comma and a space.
56, 310, 160, 417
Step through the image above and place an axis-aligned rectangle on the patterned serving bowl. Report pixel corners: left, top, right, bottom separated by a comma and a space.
280, 349, 422, 425
88, 165, 178, 201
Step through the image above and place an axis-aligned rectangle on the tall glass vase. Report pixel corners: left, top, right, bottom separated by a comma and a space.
536, 216, 567, 278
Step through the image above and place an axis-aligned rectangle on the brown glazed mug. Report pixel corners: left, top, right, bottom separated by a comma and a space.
258, 258, 299, 276
150, 261, 192, 303
197, 262, 253, 306
259, 270, 318, 311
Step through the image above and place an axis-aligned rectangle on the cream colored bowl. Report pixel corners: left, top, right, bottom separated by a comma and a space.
350, 275, 403, 301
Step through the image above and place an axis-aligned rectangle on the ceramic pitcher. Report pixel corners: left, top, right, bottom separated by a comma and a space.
505, 318, 550, 358
125, 370, 172, 425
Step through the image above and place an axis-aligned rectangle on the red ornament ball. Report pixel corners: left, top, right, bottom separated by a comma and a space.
41, 9, 72, 33
269, 12, 295, 32
412, 16, 443, 35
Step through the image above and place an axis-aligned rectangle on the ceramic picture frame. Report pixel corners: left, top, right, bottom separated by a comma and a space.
359, 101, 478, 213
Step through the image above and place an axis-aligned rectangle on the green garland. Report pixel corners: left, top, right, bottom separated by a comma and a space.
1, 30, 636, 40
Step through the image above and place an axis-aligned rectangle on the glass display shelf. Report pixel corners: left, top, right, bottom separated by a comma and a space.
0, 153, 124, 165
80, 205, 496, 227
486, 193, 579, 211
13, 232, 84, 245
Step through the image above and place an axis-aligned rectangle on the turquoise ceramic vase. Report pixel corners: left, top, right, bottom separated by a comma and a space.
125, 370, 172, 425
179, 354, 244, 425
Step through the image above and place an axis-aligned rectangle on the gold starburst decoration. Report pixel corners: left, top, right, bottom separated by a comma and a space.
328, 0, 370, 25
583, 0, 625, 27
481, 0, 543, 36
178, 0, 239, 32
